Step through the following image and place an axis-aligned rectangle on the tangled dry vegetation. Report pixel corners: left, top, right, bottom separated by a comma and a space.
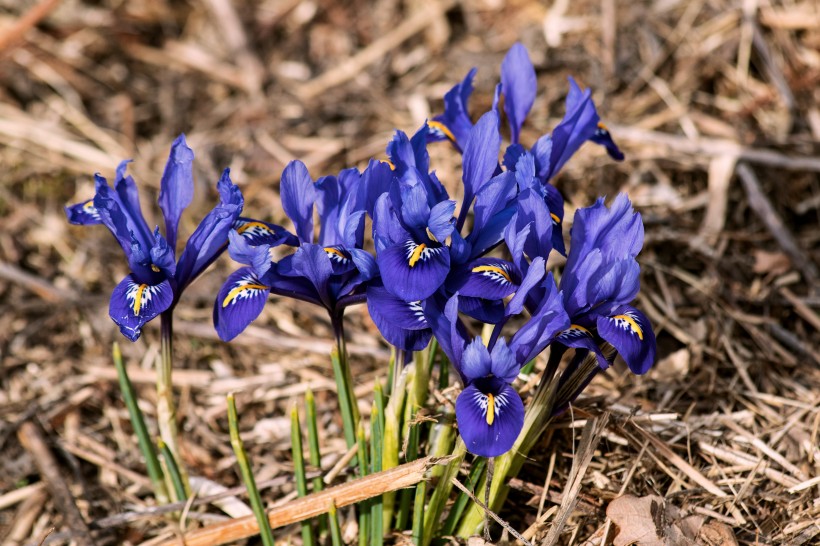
0, 0, 818, 544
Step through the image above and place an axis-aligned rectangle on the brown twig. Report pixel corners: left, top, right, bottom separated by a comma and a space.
736, 162, 819, 286
148, 456, 452, 546
0, 0, 62, 54
17, 421, 95, 546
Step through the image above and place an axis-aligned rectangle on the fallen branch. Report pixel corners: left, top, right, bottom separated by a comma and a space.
149, 456, 453, 546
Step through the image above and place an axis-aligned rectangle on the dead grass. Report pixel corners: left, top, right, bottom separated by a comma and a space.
0, 0, 818, 544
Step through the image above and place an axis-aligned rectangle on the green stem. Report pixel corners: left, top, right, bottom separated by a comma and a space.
228, 394, 275, 546
331, 315, 359, 451
157, 311, 189, 497
412, 480, 427, 546
112, 342, 168, 504
305, 388, 327, 535
157, 439, 187, 503
291, 406, 316, 546
370, 402, 383, 546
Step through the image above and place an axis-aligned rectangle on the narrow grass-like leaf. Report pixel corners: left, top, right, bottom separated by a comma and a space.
422, 439, 465, 546
112, 342, 168, 504
382, 366, 408, 532
357, 422, 370, 546
441, 456, 486, 535
370, 402, 384, 546
412, 480, 427, 546
331, 347, 357, 450
291, 405, 316, 546
305, 388, 327, 535
157, 438, 187, 504
228, 394, 275, 546
328, 500, 343, 546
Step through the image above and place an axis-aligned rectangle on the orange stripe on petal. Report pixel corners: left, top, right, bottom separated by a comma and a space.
471, 265, 512, 283
222, 284, 269, 308
613, 314, 644, 340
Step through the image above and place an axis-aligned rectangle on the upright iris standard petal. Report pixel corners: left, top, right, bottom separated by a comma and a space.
280, 160, 318, 244
378, 239, 450, 302
568, 194, 644, 266
586, 258, 640, 316
158, 134, 195, 250
175, 169, 244, 290
509, 274, 570, 363
291, 244, 334, 308
431, 67, 477, 150
489, 339, 519, 383
460, 337, 493, 381
461, 111, 502, 213
114, 160, 153, 248
597, 305, 656, 374
109, 275, 174, 341
501, 42, 537, 144
65, 198, 102, 225
227, 230, 272, 278
214, 267, 271, 341
456, 378, 525, 458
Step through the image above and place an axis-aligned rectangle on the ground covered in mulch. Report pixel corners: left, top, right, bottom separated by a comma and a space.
1, 0, 819, 544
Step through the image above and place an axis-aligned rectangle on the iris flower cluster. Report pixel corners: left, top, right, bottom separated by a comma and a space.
68, 43, 655, 459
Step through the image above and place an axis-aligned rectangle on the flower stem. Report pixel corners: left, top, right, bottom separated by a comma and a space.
112, 342, 168, 504
156, 311, 189, 498
331, 314, 359, 450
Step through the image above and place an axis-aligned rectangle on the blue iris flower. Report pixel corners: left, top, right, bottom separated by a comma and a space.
65, 135, 257, 341
367, 113, 527, 351
429, 43, 624, 257
214, 160, 377, 341
423, 264, 569, 457
549, 194, 656, 376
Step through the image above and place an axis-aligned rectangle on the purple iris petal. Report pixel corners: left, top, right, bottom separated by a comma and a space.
567, 194, 644, 267
428, 200, 456, 243
555, 324, 609, 369
291, 244, 334, 308
227, 230, 272, 278
490, 339, 519, 383
280, 160, 318, 244
461, 337, 493, 380
457, 296, 504, 325
501, 42, 537, 144
515, 187, 555, 261
461, 111, 502, 213
377, 239, 450, 302
175, 169, 244, 290
214, 267, 271, 342
432, 67, 476, 151
591, 124, 625, 161
109, 274, 174, 341
597, 305, 656, 374
114, 160, 153, 249
366, 284, 432, 351
422, 293, 467, 372
65, 198, 102, 225
158, 134, 195, 250
509, 273, 569, 363
372, 193, 411, 253
586, 258, 640, 316
448, 258, 519, 300
456, 378, 524, 458
543, 184, 566, 256
359, 160, 393, 217
149, 228, 176, 278
233, 217, 297, 247
93, 179, 140, 264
